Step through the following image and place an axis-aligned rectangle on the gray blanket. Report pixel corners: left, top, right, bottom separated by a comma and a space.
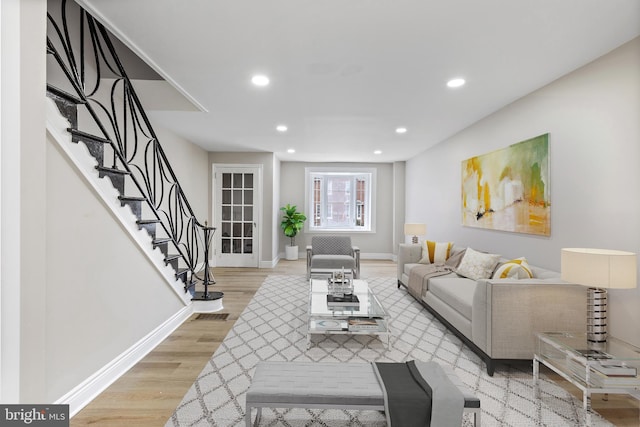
407, 264, 454, 299
373, 361, 464, 427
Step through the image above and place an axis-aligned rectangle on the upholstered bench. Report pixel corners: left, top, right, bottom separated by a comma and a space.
245, 361, 481, 426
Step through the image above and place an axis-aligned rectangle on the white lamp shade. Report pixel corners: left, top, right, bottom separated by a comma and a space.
561, 248, 637, 289
404, 223, 426, 236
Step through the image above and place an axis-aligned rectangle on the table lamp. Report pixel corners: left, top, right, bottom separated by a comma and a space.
561, 248, 637, 343
404, 223, 426, 244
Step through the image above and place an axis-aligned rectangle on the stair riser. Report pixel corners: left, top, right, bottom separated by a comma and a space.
166, 258, 179, 270
153, 241, 169, 257
73, 138, 104, 168
120, 199, 143, 220
176, 270, 188, 283
98, 170, 126, 195
137, 222, 157, 239
47, 94, 78, 129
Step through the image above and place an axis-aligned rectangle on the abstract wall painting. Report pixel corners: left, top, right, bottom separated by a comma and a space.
461, 133, 550, 236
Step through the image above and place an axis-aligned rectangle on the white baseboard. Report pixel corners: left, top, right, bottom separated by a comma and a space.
56, 305, 193, 417
272, 252, 395, 264
360, 252, 395, 260
260, 257, 279, 268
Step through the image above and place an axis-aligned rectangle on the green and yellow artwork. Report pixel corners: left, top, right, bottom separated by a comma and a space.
461, 134, 550, 236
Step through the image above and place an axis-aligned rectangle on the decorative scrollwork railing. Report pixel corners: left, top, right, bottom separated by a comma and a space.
46, 0, 210, 291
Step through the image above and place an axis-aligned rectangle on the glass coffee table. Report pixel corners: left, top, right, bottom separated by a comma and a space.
307, 278, 390, 349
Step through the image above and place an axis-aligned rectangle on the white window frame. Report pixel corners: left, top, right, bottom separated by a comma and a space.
305, 167, 376, 233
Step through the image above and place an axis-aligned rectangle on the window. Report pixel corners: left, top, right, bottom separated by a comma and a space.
306, 168, 375, 232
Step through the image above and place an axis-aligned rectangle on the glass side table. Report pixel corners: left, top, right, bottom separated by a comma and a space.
534, 332, 640, 426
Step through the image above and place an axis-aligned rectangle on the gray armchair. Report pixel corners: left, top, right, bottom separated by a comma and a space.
306, 236, 360, 280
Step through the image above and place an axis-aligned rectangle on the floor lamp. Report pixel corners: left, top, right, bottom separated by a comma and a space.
561, 248, 637, 343
404, 223, 426, 244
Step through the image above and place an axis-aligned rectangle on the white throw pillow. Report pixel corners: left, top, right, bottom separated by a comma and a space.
456, 247, 501, 280
492, 257, 533, 279
418, 241, 453, 264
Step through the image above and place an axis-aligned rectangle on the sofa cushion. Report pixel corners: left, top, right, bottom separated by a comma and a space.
492, 257, 533, 279
419, 241, 453, 264
428, 277, 476, 320
456, 247, 501, 280
310, 254, 356, 269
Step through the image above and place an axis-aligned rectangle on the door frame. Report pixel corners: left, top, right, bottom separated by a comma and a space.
211, 163, 262, 267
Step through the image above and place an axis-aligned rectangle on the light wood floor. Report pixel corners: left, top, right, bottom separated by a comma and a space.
71, 259, 639, 426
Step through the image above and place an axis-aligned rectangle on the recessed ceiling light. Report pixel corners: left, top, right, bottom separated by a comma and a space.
276, 125, 288, 132
395, 127, 407, 134
447, 78, 466, 88
287, 148, 295, 153
374, 150, 382, 155
251, 74, 270, 87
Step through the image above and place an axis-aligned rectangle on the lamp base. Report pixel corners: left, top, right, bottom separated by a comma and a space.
411, 236, 418, 244
587, 287, 607, 343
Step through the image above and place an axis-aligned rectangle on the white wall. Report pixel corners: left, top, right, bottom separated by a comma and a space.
405, 37, 640, 346
272, 157, 281, 264
279, 161, 399, 258
1, 0, 47, 402
8, 0, 48, 402
45, 135, 185, 402
392, 161, 406, 255
154, 126, 209, 221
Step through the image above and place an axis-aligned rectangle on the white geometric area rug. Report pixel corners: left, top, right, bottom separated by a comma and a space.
167, 275, 611, 427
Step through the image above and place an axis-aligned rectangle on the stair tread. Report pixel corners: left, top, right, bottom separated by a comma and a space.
46, 84, 84, 105
137, 219, 161, 225
119, 196, 147, 202
70, 129, 111, 145
153, 238, 172, 244
97, 166, 131, 175
165, 254, 182, 261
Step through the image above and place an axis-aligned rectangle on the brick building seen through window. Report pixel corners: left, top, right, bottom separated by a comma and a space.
309, 170, 373, 231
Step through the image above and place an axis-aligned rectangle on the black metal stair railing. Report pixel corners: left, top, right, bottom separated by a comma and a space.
46, 0, 218, 298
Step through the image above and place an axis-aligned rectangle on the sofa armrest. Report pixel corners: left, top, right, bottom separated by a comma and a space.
472, 279, 587, 359
397, 243, 422, 282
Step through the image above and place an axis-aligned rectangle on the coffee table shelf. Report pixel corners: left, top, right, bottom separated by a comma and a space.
534, 332, 640, 426
307, 279, 390, 348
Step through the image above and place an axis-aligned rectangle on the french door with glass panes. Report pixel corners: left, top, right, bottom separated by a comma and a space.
214, 166, 260, 267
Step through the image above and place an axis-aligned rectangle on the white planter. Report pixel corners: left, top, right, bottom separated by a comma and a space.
285, 245, 298, 260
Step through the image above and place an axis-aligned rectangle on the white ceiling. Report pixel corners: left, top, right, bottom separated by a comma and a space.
78, 0, 640, 163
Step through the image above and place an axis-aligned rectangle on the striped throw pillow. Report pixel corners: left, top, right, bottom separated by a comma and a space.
419, 241, 453, 264
492, 257, 533, 279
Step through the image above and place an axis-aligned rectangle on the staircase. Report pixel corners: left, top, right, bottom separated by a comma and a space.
48, 85, 191, 285
46, 0, 221, 307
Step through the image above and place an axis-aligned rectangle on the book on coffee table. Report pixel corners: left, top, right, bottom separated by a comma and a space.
348, 318, 380, 331
326, 294, 360, 308
592, 362, 637, 377
310, 319, 349, 331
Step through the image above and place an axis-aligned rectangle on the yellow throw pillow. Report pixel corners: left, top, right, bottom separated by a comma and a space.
492, 257, 533, 279
419, 241, 453, 264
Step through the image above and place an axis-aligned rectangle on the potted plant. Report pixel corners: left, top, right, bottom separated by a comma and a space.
280, 204, 307, 260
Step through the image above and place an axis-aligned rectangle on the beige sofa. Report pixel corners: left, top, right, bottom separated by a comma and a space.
397, 243, 587, 375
